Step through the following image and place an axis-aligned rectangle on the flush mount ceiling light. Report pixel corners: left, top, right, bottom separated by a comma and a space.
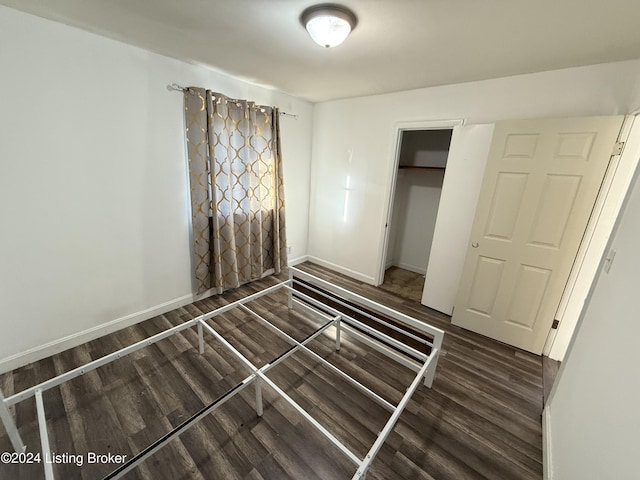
300, 4, 358, 48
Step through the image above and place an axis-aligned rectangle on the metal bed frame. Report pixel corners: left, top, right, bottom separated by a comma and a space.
0, 267, 445, 479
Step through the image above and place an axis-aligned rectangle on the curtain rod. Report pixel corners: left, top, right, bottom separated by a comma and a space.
167, 83, 298, 119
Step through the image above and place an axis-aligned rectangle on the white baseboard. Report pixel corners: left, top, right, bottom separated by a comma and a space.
0, 257, 367, 373
543, 405, 553, 480
0, 289, 217, 374
306, 256, 376, 285
394, 262, 427, 275
288, 254, 310, 266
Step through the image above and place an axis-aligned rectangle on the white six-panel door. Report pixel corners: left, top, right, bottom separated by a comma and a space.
452, 116, 624, 354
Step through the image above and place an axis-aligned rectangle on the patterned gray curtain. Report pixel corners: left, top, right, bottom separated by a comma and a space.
184, 88, 287, 294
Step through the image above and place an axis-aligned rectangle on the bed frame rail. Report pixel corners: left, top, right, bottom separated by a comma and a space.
0, 267, 444, 480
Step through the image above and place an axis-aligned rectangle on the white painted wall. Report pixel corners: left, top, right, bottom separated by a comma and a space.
308, 61, 640, 358
387, 168, 445, 274
545, 164, 640, 480
0, 6, 313, 370
308, 60, 640, 285
628, 70, 640, 112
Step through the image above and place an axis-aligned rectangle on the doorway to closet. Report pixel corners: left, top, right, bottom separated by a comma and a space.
381, 128, 453, 302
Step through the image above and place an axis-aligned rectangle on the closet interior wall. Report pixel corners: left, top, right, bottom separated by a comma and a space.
385, 130, 453, 276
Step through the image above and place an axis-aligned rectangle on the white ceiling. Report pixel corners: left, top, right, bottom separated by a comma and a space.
2, 0, 640, 102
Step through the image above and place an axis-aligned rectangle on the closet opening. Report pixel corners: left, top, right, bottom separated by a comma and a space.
380, 128, 453, 302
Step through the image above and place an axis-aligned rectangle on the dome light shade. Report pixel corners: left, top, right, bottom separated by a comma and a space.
300, 4, 358, 48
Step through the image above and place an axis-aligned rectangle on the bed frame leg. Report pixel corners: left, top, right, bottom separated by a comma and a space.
35, 389, 55, 480
423, 351, 440, 387
423, 343, 442, 387
335, 316, 342, 351
287, 269, 294, 310
255, 378, 264, 417
0, 389, 26, 453
197, 323, 205, 355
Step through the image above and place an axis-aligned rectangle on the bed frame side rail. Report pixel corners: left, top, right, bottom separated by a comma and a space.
288, 266, 445, 388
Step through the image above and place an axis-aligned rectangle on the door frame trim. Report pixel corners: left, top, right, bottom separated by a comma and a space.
375, 119, 464, 286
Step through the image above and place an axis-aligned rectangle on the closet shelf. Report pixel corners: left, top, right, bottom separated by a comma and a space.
398, 165, 446, 170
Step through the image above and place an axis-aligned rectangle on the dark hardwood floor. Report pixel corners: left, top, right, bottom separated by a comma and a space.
542, 355, 560, 406
0, 262, 544, 479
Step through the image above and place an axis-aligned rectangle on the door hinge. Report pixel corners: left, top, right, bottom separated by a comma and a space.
551, 319, 560, 329
612, 141, 625, 156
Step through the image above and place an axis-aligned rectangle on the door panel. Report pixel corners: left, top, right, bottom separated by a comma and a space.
503, 133, 539, 158
506, 265, 550, 329
528, 174, 581, 247
485, 172, 528, 240
452, 116, 624, 354
467, 256, 505, 316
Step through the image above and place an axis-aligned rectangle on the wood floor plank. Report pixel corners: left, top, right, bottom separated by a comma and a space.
542, 355, 560, 406
177, 420, 248, 480
251, 404, 353, 480
126, 418, 205, 480
411, 387, 543, 468
197, 401, 269, 470
397, 403, 541, 479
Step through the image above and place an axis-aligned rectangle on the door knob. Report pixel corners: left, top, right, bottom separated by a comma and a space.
472, 242, 479, 248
